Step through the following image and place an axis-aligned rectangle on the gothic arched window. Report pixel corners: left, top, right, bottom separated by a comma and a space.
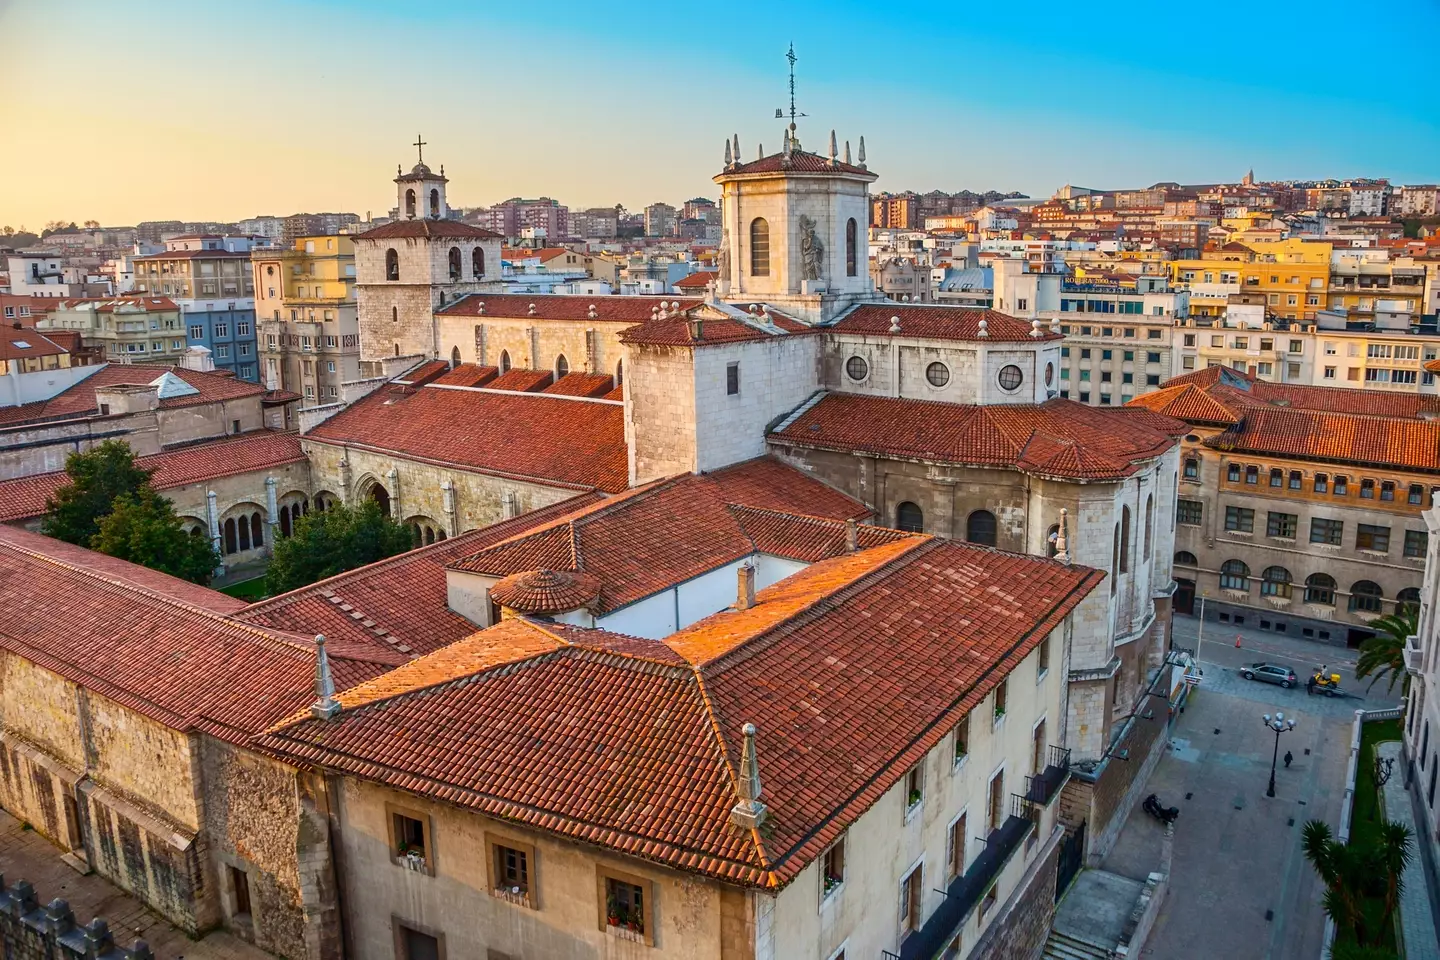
615, 359, 623, 386
966, 510, 997, 547
223, 517, 237, 555
1305, 573, 1336, 605
472, 247, 485, 279
429, 188, 440, 217
385, 249, 399, 281
448, 247, 461, 281
451, 346, 461, 368
896, 501, 923, 533
555, 354, 569, 379
1119, 505, 1131, 573
845, 218, 858, 277
251, 512, 264, 548
499, 349, 511, 374
405, 189, 416, 219
750, 218, 770, 276
1349, 580, 1383, 614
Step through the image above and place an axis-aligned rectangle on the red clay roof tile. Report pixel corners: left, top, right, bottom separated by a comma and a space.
832, 305, 1062, 343
437, 294, 701, 322
0, 364, 265, 429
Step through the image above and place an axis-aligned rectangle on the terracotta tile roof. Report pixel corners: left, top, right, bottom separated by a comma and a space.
449, 467, 878, 613
0, 430, 306, 523
259, 538, 1101, 888
429, 363, 498, 387
831, 305, 1061, 343
772, 393, 1180, 481
702, 456, 869, 520
619, 306, 816, 347
0, 524, 395, 744
490, 568, 602, 613
1126, 382, 1243, 426
0, 329, 67, 361
353, 219, 501, 241
237, 493, 605, 658
304, 385, 628, 493
1128, 364, 1440, 424
719, 150, 876, 179
541, 372, 615, 397
394, 359, 451, 385
437, 293, 702, 322
0, 364, 266, 429
601, 384, 625, 401
1206, 407, 1440, 473
673, 271, 718, 290
485, 368, 554, 392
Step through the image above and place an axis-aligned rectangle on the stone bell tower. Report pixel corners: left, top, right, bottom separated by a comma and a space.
395, 134, 449, 220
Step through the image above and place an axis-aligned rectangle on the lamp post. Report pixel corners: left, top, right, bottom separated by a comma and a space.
1262, 712, 1297, 798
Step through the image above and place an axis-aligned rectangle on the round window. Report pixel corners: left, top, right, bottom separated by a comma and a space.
926, 362, 950, 387
1044, 362, 1054, 386
845, 355, 869, 381
998, 364, 1024, 391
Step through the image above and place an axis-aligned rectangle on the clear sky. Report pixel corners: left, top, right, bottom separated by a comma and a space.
1, 0, 1436, 228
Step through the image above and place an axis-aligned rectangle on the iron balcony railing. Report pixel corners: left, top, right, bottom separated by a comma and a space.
896, 795, 1036, 960
1024, 745, 1072, 806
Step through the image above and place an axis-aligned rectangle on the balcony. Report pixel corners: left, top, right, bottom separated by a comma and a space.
896, 795, 1036, 960
1024, 746, 1072, 806
1406, 634, 1423, 677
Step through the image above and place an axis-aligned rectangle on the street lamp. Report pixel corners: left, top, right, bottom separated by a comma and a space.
1262, 712, 1297, 798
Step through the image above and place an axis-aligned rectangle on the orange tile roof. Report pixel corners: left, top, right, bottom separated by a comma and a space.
0, 329, 68, 361
1206, 407, 1440, 473
258, 536, 1102, 888
540, 372, 615, 397
720, 150, 876, 179
619, 306, 816, 347
0, 525, 396, 744
429, 363, 498, 387
0, 364, 266, 429
237, 492, 605, 658
673, 271, 718, 289
772, 393, 1181, 481
485, 367, 554, 392
304, 384, 628, 493
0, 430, 305, 523
832, 304, 1062, 343
437, 293, 702, 322
353, 219, 501, 241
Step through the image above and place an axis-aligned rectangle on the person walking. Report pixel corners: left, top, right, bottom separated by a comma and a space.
1283, 750, 1294, 769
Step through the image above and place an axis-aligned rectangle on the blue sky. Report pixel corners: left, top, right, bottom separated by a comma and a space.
1, 0, 1436, 226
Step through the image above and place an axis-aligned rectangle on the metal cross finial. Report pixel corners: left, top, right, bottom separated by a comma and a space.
413, 133, 427, 165
774, 43, 807, 135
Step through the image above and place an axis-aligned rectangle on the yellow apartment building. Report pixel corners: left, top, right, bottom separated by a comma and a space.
1170, 238, 1331, 322
253, 235, 360, 409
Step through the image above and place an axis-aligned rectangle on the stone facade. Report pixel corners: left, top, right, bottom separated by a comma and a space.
0, 880, 155, 960
438, 312, 630, 380
355, 235, 502, 362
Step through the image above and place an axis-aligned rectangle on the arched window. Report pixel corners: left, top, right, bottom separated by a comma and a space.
556, 354, 569, 379
472, 247, 485, 279
405, 189, 416, 218
238, 516, 251, 551
425, 526, 436, 545
280, 507, 292, 539
845, 218, 858, 277
1046, 524, 1060, 558
1144, 495, 1153, 555
1174, 551, 1197, 566
448, 247, 462, 280
429, 188, 440, 217
1305, 573, 1336, 605
750, 218, 770, 276
896, 501, 924, 533
385, 249, 399, 281
437, 529, 447, 541
451, 346, 461, 368
966, 510, 997, 547
223, 517, 237, 555
1398, 587, 1422, 616
368, 483, 391, 516
251, 512, 264, 548
1111, 523, 1121, 594
1219, 559, 1250, 591
1260, 566, 1292, 598
499, 349, 511, 374
615, 359, 623, 386
391, 306, 398, 323
1119, 505, 1131, 573
1349, 580, 1383, 614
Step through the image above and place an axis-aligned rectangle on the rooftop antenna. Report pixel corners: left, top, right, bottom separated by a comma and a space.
774, 44, 807, 147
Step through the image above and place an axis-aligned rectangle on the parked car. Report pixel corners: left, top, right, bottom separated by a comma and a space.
1240, 662, 1297, 688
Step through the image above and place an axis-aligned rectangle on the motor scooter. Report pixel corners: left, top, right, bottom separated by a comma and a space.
1143, 793, 1178, 824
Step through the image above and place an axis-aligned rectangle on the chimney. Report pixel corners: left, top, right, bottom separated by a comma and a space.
736, 562, 756, 611
845, 518, 859, 553
687, 317, 704, 340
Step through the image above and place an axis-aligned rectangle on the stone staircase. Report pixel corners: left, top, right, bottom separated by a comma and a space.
1042, 930, 1113, 960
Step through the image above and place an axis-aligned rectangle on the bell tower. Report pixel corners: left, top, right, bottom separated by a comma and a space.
395, 134, 449, 220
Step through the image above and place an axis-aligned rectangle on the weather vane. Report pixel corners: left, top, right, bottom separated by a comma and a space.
775, 44, 807, 130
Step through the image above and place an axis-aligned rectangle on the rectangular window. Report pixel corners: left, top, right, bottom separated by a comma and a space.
601, 871, 653, 944
726, 362, 739, 396
1225, 506, 1254, 533
1267, 512, 1297, 538
1357, 524, 1390, 553
228, 864, 251, 919
214, 322, 229, 338
1410, 483, 1425, 505
987, 769, 1005, 832
237, 322, 251, 336
1310, 518, 1343, 545
1405, 530, 1428, 559
1380, 481, 1395, 502
1177, 499, 1203, 525
949, 813, 968, 878
1334, 475, 1348, 496
388, 806, 433, 875
1227, 463, 1241, 482
397, 924, 442, 960
489, 837, 535, 906
954, 714, 969, 764
1147, 352, 1161, 363
189, 325, 203, 339
1360, 478, 1376, 499
905, 765, 924, 810
1289, 340, 1303, 354
994, 678, 1008, 720
822, 836, 846, 898
900, 866, 923, 937
1038, 635, 1050, 677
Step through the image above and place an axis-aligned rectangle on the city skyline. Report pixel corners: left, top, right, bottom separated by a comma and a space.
2, 0, 1438, 228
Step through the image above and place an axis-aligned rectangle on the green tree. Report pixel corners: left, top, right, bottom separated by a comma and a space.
91, 488, 218, 585
1376, 819, 1414, 939
1303, 818, 1413, 949
1356, 609, 1419, 696
266, 500, 415, 594
41, 440, 152, 546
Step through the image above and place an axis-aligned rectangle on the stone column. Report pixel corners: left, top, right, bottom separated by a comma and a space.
387, 467, 400, 519
338, 456, 352, 503
501, 491, 518, 520
475, 324, 487, 366
441, 480, 457, 537
206, 490, 224, 574
264, 476, 279, 543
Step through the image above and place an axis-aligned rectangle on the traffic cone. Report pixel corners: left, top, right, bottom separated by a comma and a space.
1235, 634, 1242, 648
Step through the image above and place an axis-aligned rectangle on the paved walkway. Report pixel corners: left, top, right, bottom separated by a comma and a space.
0, 808, 269, 960
1379, 741, 1440, 959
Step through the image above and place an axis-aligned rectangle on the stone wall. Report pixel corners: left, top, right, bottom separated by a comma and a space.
436, 315, 630, 381
970, 828, 1062, 960
626, 343, 697, 484
354, 234, 503, 361
0, 880, 155, 960
1061, 697, 1169, 866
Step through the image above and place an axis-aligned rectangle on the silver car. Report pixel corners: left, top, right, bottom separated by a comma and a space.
1240, 662, 1297, 688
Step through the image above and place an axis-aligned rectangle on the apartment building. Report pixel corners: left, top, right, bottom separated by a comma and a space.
253, 235, 360, 409
1169, 238, 1330, 323
39, 296, 188, 365
1327, 248, 1428, 325
131, 235, 259, 381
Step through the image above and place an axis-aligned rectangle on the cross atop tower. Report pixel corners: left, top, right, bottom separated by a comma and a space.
414, 133, 427, 165
774, 44, 807, 146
